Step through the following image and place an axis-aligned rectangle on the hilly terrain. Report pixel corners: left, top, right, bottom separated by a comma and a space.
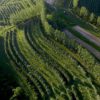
0, 0, 100, 100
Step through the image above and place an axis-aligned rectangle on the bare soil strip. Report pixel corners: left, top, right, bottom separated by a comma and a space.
64, 29, 100, 60
73, 26, 100, 47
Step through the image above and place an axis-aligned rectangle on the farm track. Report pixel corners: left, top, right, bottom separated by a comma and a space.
64, 29, 100, 60
73, 26, 100, 47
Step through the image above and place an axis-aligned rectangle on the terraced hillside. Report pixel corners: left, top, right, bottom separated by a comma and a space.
0, 0, 100, 100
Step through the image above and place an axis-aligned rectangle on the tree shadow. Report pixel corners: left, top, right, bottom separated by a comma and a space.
0, 36, 18, 100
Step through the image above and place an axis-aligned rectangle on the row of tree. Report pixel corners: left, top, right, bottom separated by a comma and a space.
73, 0, 100, 26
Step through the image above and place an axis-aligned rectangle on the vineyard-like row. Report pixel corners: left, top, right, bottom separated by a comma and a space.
3, 17, 99, 99
0, 0, 100, 99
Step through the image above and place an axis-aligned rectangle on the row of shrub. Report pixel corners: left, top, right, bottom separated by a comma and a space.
73, 0, 100, 27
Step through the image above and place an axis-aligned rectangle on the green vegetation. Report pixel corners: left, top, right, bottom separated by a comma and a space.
89, 13, 95, 22
71, 0, 100, 31
97, 16, 100, 26
73, 0, 79, 8
78, 0, 100, 15
79, 7, 88, 18
0, 0, 100, 100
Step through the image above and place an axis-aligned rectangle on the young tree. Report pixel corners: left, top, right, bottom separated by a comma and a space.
80, 6, 88, 18
10, 87, 22, 100
89, 13, 95, 23
73, 0, 79, 8
54, 0, 65, 7
97, 16, 100, 26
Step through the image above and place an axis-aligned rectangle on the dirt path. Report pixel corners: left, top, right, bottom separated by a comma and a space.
73, 26, 100, 47
64, 30, 100, 60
